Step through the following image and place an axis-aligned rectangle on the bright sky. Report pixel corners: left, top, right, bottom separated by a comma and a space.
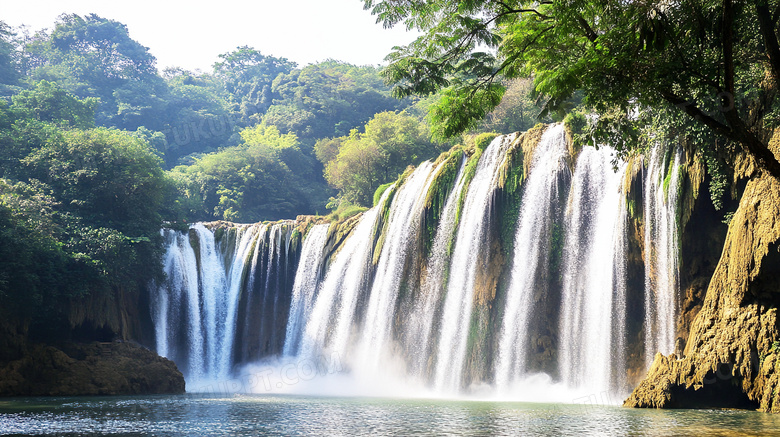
2, 0, 418, 72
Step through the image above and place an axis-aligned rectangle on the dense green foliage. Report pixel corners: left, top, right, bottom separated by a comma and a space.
24, 14, 165, 129
0, 182, 73, 330
213, 46, 296, 125
371, 0, 780, 182
262, 61, 409, 144
0, 85, 168, 335
0, 13, 453, 340
11, 80, 97, 129
0, 13, 445, 224
2, 2, 776, 362
170, 126, 328, 221
477, 79, 543, 135
319, 111, 443, 206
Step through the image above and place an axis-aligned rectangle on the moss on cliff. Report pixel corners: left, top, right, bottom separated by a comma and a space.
373, 183, 394, 207
421, 148, 465, 258
454, 147, 483, 231
372, 172, 404, 266
494, 124, 546, 261
463, 126, 552, 381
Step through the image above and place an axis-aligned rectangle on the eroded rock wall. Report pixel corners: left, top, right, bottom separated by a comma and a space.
625, 172, 780, 411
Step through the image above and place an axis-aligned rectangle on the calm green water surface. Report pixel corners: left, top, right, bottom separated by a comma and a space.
1, 394, 779, 436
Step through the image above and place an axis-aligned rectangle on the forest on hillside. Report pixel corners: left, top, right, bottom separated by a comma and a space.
0, 13, 543, 337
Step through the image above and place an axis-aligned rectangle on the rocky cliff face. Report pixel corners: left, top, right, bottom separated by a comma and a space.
0, 342, 185, 396
0, 272, 180, 397
625, 171, 780, 411
66, 285, 156, 346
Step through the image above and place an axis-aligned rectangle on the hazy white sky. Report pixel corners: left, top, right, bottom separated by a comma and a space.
2, 0, 418, 71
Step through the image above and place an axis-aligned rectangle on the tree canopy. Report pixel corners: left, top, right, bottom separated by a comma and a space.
11, 80, 97, 129
262, 61, 409, 144
24, 13, 166, 129
170, 125, 330, 222
319, 111, 441, 206
372, 0, 780, 178
0, 90, 170, 335
214, 46, 296, 125
0, 13, 458, 343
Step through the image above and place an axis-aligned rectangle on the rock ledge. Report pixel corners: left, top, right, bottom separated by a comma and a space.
0, 341, 185, 396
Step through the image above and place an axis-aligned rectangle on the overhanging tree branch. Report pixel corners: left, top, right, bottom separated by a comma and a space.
576, 16, 598, 42
756, 2, 780, 91
659, 90, 732, 137
494, 1, 552, 20
660, 89, 780, 179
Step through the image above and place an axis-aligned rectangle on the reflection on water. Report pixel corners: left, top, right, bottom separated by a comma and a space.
1, 395, 779, 436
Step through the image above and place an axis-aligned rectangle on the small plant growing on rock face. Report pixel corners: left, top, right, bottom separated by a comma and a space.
721, 211, 735, 225
762, 339, 780, 367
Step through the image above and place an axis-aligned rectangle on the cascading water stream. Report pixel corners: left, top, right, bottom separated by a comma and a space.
643, 146, 682, 367
283, 224, 329, 356
193, 224, 229, 379
260, 225, 280, 352
494, 124, 569, 390
153, 229, 204, 380
404, 156, 468, 379
433, 133, 518, 393
240, 225, 268, 362
353, 162, 437, 375
238, 222, 295, 360
151, 125, 686, 401
558, 146, 629, 395
215, 225, 262, 379
296, 187, 395, 361
154, 222, 302, 383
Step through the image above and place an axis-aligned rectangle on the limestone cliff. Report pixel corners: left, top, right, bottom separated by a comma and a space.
625, 172, 780, 411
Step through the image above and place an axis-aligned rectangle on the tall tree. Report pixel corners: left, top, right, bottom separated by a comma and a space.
323, 129, 385, 206
11, 80, 97, 129
25, 13, 166, 129
321, 111, 440, 205
170, 125, 330, 222
213, 46, 296, 124
263, 61, 408, 144
159, 68, 236, 166
0, 21, 19, 87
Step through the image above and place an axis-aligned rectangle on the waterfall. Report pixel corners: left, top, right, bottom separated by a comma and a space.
193, 224, 230, 379
643, 146, 682, 367
215, 225, 260, 379
283, 224, 329, 356
558, 146, 629, 395
239, 226, 267, 363
297, 187, 394, 361
494, 124, 570, 389
353, 162, 437, 375
433, 133, 517, 393
153, 229, 204, 380
153, 222, 296, 383
404, 156, 468, 379
150, 124, 685, 400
